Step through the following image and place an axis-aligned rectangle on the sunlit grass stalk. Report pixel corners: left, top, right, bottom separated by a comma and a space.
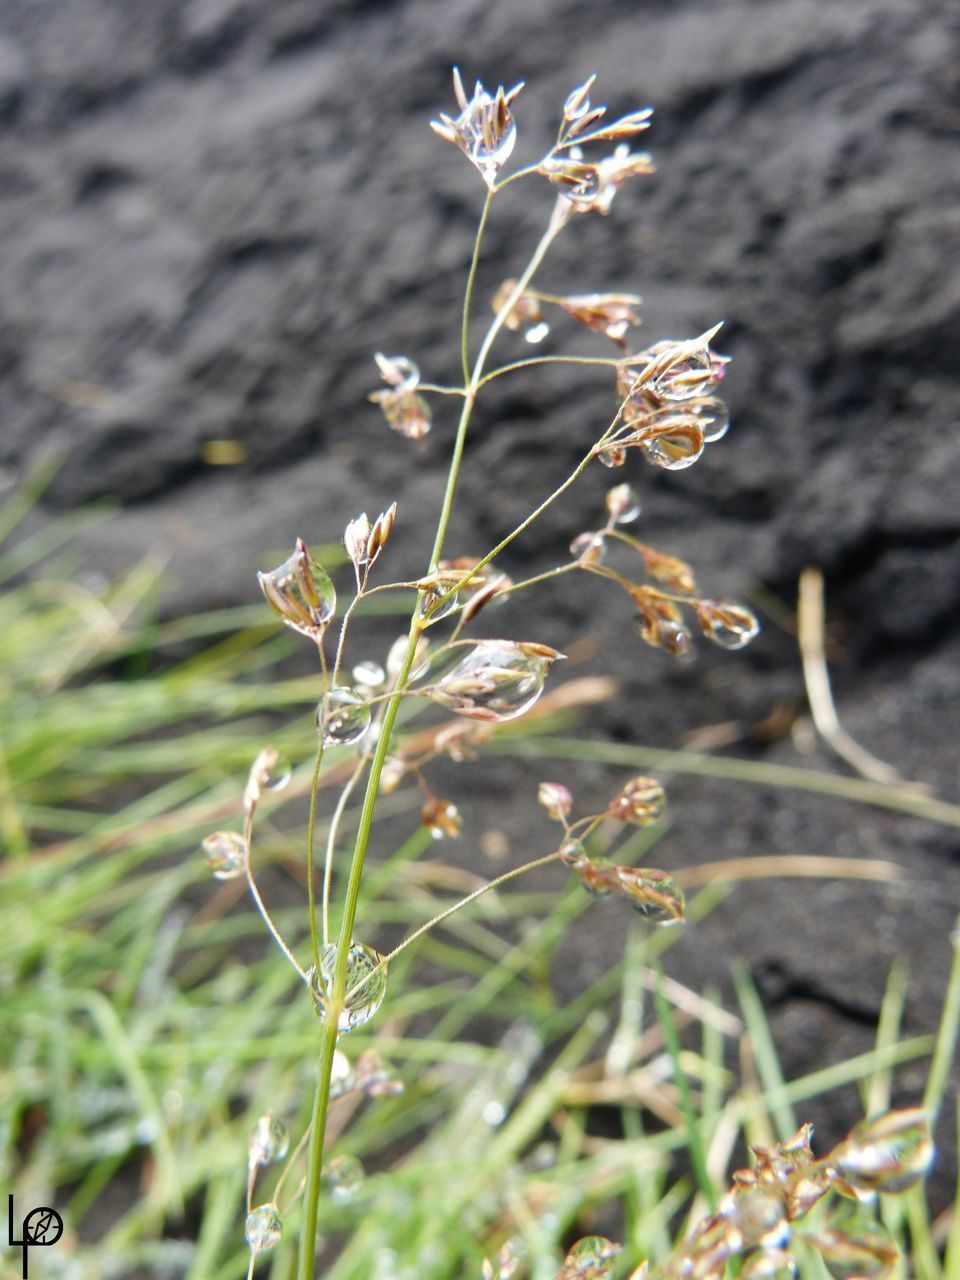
296, 183, 564, 1280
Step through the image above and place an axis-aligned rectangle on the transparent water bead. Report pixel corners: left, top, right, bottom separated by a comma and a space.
556, 1235, 620, 1280
830, 1108, 934, 1195
309, 943, 387, 1031
245, 1204, 283, 1255
430, 641, 562, 722
258, 539, 336, 638
318, 686, 372, 746
323, 1153, 365, 1203
638, 420, 705, 471
576, 859, 685, 925
607, 776, 665, 825
386, 633, 431, 681
722, 1188, 790, 1250
352, 660, 385, 689
201, 831, 247, 880
653, 347, 714, 401
740, 1249, 797, 1280
570, 531, 606, 564
695, 395, 731, 443
248, 1114, 289, 1167
695, 601, 761, 651
559, 838, 586, 865
244, 746, 292, 810
814, 1221, 898, 1280
606, 483, 641, 524
419, 585, 460, 623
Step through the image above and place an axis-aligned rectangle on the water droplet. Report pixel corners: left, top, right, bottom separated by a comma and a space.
352, 661, 385, 689
309, 943, 387, 1032
614, 867, 685, 925
374, 353, 420, 393
695, 395, 730, 443
814, 1220, 898, 1280
201, 831, 247, 880
556, 1235, 620, 1280
249, 1114, 289, 1167
830, 1109, 934, 1195
525, 321, 551, 344
258, 540, 336, 638
386, 633, 430, 682
740, 1250, 797, 1280
607, 776, 665, 825
245, 1204, 283, 1255
606, 483, 641, 524
329, 1049, 354, 1099
654, 348, 714, 401
598, 445, 627, 468
429, 640, 562, 722
570, 531, 606, 564
323, 1153, 365, 1203
483, 1099, 507, 1127
695, 601, 761, 650
421, 796, 462, 840
318, 687, 372, 746
420, 586, 460, 623
722, 1188, 791, 1250
245, 747, 293, 810
538, 782, 573, 822
638, 419, 705, 470
559, 838, 586, 865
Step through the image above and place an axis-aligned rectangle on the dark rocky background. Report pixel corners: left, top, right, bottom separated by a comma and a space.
2, 0, 958, 1205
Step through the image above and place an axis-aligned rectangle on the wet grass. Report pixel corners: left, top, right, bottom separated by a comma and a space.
1, 494, 958, 1280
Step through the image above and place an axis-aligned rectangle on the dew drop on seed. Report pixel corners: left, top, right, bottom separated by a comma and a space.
606, 483, 641, 524
201, 831, 247, 880
245, 1204, 283, 1255
639, 421, 705, 471
386, 633, 431, 681
740, 1250, 797, 1280
323, 1153, 365, 1203
556, 1235, 620, 1280
352, 661, 386, 689
559, 838, 586, 865
654, 349, 713, 402
722, 1188, 791, 1250
597, 446, 627, 468
248, 1114, 289, 1167
309, 943, 387, 1031
317, 687, 372, 746
616, 868, 685, 926
608, 776, 665, 825
430, 640, 560, 722
420, 587, 460, 623
814, 1221, 898, 1280
695, 601, 760, 651
569, 531, 606, 564
830, 1109, 934, 1195
695, 395, 730, 443
261, 748, 292, 792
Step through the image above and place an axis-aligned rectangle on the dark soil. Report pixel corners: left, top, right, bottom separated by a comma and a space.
3, 0, 958, 1223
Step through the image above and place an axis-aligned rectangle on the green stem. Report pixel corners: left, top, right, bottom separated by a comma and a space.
304, 748, 323, 972
461, 189, 493, 384
476, 353, 620, 389
299, 178, 542, 1280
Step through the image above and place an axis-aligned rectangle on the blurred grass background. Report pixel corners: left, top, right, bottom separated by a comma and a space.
1, 471, 958, 1280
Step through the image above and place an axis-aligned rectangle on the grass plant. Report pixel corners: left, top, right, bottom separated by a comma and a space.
1, 69, 957, 1280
